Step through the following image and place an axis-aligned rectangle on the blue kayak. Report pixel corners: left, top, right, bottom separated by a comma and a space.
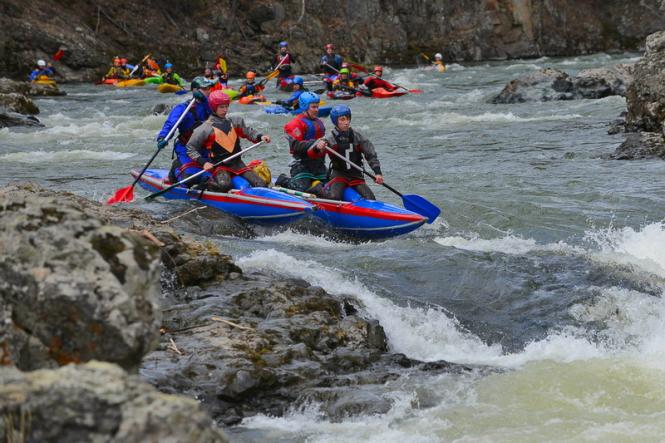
274, 186, 429, 239
132, 169, 314, 224
264, 105, 332, 118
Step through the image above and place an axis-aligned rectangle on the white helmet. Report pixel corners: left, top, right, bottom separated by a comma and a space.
435, 53, 442, 59
37, 59, 46, 67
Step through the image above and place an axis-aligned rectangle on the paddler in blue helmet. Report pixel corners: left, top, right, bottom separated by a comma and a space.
275, 76, 306, 110
274, 41, 296, 84
161, 62, 185, 87
275, 91, 328, 196
158, 76, 216, 186
323, 105, 383, 200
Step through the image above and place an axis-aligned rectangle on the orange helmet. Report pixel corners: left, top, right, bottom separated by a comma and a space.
113, 57, 120, 66
120, 58, 128, 65
246, 71, 256, 80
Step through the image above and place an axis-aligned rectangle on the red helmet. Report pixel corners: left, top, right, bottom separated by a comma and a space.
325, 43, 334, 50
208, 90, 231, 112
120, 58, 128, 65
373, 65, 383, 73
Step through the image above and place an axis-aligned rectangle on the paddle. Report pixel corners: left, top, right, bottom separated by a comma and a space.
145, 141, 265, 200
324, 146, 441, 223
323, 63, 370, 96
129, 53, 151, 78
106, 97, 196, 205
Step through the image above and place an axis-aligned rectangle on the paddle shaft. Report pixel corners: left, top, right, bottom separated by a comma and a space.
367, 72, 411, 93
130, 98, 195, 188
323, 146, 403, 197
146, 141, 264, 200
129, 53, 151, 78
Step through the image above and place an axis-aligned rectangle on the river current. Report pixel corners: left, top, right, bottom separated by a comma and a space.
2, 53, 665, 442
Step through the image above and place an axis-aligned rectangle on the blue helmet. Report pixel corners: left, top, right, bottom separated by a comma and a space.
330, 105, 352, 126
164, 62, 173, 69
279, 41, 288, 48
293, 76, 304, 86
298, 91, 320, 111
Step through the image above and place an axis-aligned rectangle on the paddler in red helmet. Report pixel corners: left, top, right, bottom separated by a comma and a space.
185, 90, 270, 192
363, 65, 397, 92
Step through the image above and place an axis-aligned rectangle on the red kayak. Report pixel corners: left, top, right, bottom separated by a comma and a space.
371, 87, 408, 99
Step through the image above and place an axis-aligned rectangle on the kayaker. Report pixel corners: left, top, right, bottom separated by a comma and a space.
274, 77, 306, 110
332, 68, 363, 92
237, 71, 266, 101
142, 58, 161, 78
274, 41, 296, 84
323, 105, 383, 200
119, 58, 135, 77
275, 92, 327, 196
434, 53, 446, 72
161, 63, 185, 87
29, 60, 55, 82
364, 65, 397, 92
320, 43, 343, 91
341, 62, 362, 83
158, 76, 216, 186
103, 57, 129, 80
186, 89, 270, 192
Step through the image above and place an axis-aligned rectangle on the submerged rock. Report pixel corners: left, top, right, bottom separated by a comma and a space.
605, 132, 665, 160
0, 361, 228, 442
0, 184, 162, 371
573, 64, 633, 99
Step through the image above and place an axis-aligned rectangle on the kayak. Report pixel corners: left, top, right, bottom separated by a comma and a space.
143, 76, 163, 85
326, 91, 356, 100
220, 89, 239, 100
264, 104, 332, 118
275, 186, 428, 239
116, 79, 145, 87
99, 78, 119, 85
33, 76, 56, 87
371, 87, 408, 99
157, 83, 184, 93
132, 169, 315, 224
238, 95, 268, 105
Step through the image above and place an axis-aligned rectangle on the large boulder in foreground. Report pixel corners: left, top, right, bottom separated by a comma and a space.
0, 361, 228, 443
0, 184, 162, 371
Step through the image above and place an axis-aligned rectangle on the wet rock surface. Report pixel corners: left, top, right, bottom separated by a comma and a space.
0, 361, 228, 443
491, 65, 633, 104
608, 31, 665, 159
0, 77, 64, 127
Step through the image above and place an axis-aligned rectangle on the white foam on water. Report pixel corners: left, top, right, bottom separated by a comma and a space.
388, 111, 583, 128
434, 233, 582, 255
445, 63, 466, 71
504, 63, 542, 70
253, 229, 358, 250
0, 149, 136, 163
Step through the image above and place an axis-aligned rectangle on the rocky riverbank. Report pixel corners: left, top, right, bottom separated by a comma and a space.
0, 183, 477, 440
606, 30, 665, 160
0, 77, 64, 127
2, 0, 665, 81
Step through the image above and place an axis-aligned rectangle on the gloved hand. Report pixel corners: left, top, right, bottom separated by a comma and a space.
157, 138, 168, 150
193, 90, 206, 103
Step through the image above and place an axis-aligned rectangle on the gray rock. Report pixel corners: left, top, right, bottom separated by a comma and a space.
0, 77, 64, 97
0, 107, 42, 128
0, 92, 39, 114
0, 184, 162, 371
605, 132, 665, 160
0, 361, 228, 443
573, 64, 633, 99
152, 103, 173, 115
490, 68, 574, 103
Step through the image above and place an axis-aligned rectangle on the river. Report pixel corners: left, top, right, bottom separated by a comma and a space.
2, 52, 665, 442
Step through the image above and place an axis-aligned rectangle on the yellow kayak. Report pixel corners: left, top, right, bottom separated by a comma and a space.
33, 76, 56, 86
157, 83, 183, 93
116, 79, 145, 88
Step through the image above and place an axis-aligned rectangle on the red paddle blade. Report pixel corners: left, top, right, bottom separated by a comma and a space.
106, 185, 134, 205
409, 89, 424, 94
349, 62, 368, 73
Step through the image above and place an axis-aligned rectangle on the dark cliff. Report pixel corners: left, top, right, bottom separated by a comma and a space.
2, 0, 664, 81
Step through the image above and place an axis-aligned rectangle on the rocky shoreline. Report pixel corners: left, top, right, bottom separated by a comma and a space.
0, 77, 64, 128
0, 183, 475, 441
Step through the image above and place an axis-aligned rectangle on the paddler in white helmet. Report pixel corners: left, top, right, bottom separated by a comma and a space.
434, 53, 446, 72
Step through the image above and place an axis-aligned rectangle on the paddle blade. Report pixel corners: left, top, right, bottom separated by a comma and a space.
266, 69, 280, 81
106, 185, 134, 205
349, 62, 368, 73
175, 89, 188, 95
52, 49, 65, 61
402, 194, 441, 223
408, 89, 424, 94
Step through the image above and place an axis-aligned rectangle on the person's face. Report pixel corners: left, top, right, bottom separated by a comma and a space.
306, 103, 319, 119
215, 104, 229, 118
280, 46, 287, 53
374, 69, 382, 77
341, 73, 348, 80
336, 115, 351, 131
326, 47, 333, 55
166, 67, 173, 73
294, 84, 301, 91
204, 68, 212, 76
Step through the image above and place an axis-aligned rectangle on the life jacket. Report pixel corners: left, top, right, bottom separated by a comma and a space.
321, 54, 342, 73
287, 114, 325, 143
203, 119, 241, 160
240, 82, 259, 96
329, 129, 363, 172
163, 72, 178, 85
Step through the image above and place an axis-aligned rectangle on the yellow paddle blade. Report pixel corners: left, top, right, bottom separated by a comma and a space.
218, 57, 227, 74
265, 69, 280, 80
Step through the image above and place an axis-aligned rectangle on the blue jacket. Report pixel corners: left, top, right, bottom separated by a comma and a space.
29, 67, 55, 81
285, 89, 304, 108
157, 98, 211, 143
